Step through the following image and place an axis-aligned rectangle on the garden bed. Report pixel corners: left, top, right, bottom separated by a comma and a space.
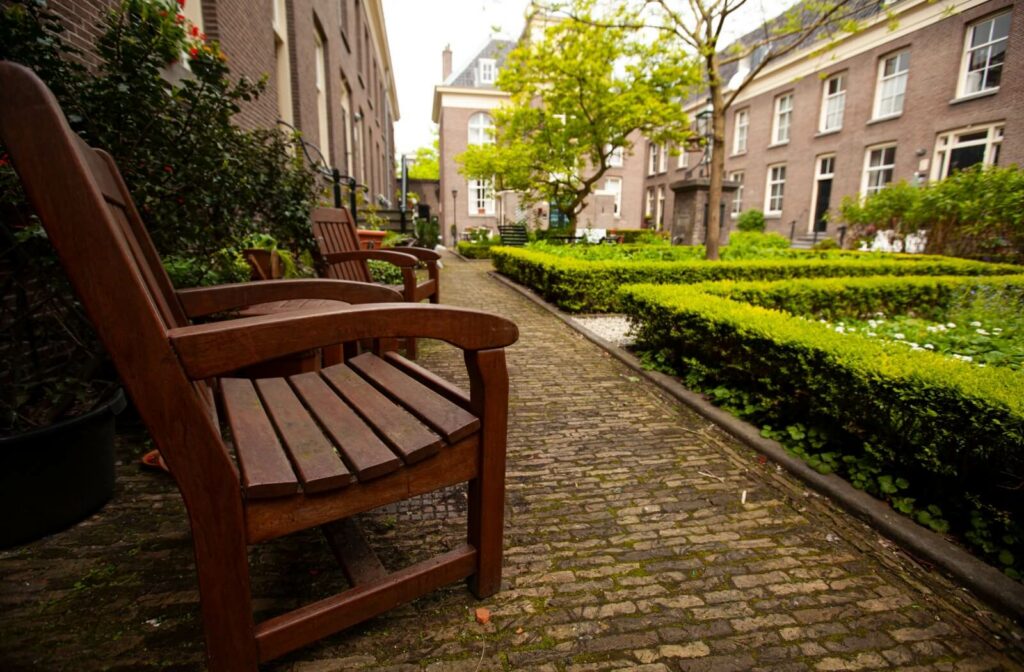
492, 245, 1022, 313
619, 275, 1024, 579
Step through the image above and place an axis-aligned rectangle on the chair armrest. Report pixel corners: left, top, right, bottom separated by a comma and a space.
169, 304, 519, 379
392, 246, 441, 262
176, 279, 403, 318
324, 250, 419, 268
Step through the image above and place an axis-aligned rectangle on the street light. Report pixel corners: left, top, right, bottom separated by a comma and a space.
451, 188, 458, 245
695, 100, 714, 171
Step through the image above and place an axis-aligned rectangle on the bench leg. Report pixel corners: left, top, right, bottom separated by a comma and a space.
465, 349, 509, 598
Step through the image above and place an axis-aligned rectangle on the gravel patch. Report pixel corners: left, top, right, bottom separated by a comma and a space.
571, 314, 636, 347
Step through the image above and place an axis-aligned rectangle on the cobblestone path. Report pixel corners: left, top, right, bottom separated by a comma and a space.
1, 254, 1022, 671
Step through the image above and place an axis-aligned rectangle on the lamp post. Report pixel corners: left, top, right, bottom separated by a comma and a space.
694, 100, 714, 174
451, 188, 458, 245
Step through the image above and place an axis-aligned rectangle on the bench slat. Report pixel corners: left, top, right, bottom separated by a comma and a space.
289, 372, 401, 481
349, 352, 479, 443
320, 363, 442, 464
255, 378, 352, 494
220, 378, 300, 499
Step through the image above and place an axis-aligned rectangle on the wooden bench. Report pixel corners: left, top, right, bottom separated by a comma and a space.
0, 62, 518, 671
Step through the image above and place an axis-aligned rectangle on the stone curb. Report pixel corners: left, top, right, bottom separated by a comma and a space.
489, 270, 1024, 624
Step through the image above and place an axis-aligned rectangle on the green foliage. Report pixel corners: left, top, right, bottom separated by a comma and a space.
735, 209, 766, 232
457, 0, 699, 229
457, 240, 499, 259
724, 231, 790, 256
367, 259, 404, 285
837, 167, 1024, 261
812, 238, 839, 250
404, 139, 439, 180
491, 246, 1020, 313
414, 215, 440, 248
620, 277, 1024, 577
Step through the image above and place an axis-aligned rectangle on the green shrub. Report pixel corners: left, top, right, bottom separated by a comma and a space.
456, 241, 497, 259
620, 277, 1024, 578
724, 231, 790, 257
367, 259, 404, 284
736, 209, 766, 232
812, 238, 839, 250
491, 247, 1021, 312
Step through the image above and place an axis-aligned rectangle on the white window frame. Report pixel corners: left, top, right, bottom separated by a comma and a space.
604, 177, 623, 217
808, 154, 836, 232
677, 146, 689, 169
645, 187, 654, 218
765, 164, 786, 215
478, 58, 497, 85
873, 51, 909, 120
607, 145, 624, 168
771, 94, 793, 145
931, 122, 1004, 180
862, 144, 897, 196
957, 12, 1011, 98
658, 144, 668, 173
468, 178, 495, 216
273, 0, 292, 127
339, 81, 353, 175
656, 186, 666, 228
733, 108, 748, 154
314, 31, 331, 163
819, 73, 846, 132
468, 112, 494, 145
729, 171, 744, 215
648, 143, 659, 176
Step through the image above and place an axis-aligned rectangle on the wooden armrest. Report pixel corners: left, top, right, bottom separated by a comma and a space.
176, 279, 403, 318
169, 304, 519, 379
324, 250, 419, 267
391, 247, 441, 262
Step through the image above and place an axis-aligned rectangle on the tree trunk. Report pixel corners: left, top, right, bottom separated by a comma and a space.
705, 65, 726, 261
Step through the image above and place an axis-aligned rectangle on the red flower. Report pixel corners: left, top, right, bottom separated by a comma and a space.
190, 25, 199, 37
163, 165, 173, 173
189, 47, 199, 58
199, 32, 207, 42
175, 13, 185, 23
177, 0, 186, 7
0, 153, 8, 167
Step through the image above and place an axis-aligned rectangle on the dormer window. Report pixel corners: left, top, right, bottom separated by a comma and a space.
479, 58, 496, 84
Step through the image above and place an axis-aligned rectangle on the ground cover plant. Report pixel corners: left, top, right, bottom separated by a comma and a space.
492, 243, 1022, 312
619, 275, 1024, 578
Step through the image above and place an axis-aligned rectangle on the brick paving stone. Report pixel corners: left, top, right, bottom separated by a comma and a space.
0, 254, 1022, 671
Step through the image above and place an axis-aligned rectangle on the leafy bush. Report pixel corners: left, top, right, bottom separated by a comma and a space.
491, 246, 1020, 312
456, 241, 498, 259
724, 231, 790, 257
367, 259, 404, 285
735, 209, 766, 232
812, 238, 839, 250
620, 277, 1024, 578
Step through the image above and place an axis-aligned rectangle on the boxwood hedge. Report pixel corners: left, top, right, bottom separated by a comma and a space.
619, 276, 1024, 576
491, 247, 1021, 313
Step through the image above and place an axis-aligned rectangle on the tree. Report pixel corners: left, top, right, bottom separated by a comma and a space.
542, 0, 867, 258
458, 0, 698, 231
404, 138, 440, 180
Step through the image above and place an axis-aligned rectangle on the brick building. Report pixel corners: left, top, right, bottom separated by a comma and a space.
432, 33, 650, 243
46, 0, 399, 204
645, 0, 1021, 245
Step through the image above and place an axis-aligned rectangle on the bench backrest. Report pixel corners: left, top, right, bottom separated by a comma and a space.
311, 206, 374, 284
0, 62, 236, 499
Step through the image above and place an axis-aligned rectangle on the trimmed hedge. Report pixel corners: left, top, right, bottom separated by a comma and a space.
456, 241, 498, 259
492, 246, 1022, 312
620, 276, 1024, 576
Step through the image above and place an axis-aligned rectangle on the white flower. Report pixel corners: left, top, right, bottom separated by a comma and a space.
867, 332, 877, 337
993, 328, 1003, 333
976, 329, 990, 336
970, 321, 982, 327
868, 320, 878, 328
924, 344, 935, 350
893, 333, 905, 340
946, 323, 957, 329
835, 326, 845, 333
874, 312, 885, 318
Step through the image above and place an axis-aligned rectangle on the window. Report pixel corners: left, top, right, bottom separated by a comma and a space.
932, 123, 1003, 179
874, 51, 909, 119
677, 146, 689, 169
730, 171, 744, 215
604, 177, 622, 217
478, 58, 497, 85
273, 0, 292, 126
863, 145, 896, 195
960, 12, 1010, 97
607, 145, 624, 167
645, 188, 654, 218
772, 94, 793, 145
733, 109, 748, 154
648, 143, 660, 175
468, 178, 495, 215
339, 79, 353, 174
820, 73, 846, 132
658, 144, 668, 173
656, 186, 666, 228
765, 164, 786, 214
468, 112, 494, 145
314, 31, 331, 163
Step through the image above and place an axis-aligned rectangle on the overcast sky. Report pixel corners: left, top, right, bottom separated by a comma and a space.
382, 0, 793, 157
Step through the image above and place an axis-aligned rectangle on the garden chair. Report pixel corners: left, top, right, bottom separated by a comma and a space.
312, 207, 440, 358
0, 61, 518, 671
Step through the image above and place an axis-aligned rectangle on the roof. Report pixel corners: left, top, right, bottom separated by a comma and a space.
444, 39, 515, 90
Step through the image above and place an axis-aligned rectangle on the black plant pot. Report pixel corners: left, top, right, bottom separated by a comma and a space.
0, 388, 126, 549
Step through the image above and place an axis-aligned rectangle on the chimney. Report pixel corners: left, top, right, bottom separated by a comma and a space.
442, 44, 452, 81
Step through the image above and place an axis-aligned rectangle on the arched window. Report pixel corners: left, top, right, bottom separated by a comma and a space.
468, 112, 494, 145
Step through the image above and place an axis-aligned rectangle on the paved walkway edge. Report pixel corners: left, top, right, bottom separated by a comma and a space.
489, 270, 1024, 624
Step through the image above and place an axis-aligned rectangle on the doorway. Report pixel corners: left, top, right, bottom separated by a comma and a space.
810, 155, 835, 233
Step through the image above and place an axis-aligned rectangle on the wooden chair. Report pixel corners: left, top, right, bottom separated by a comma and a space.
312, 207, 440, 358
0, 62, 518, 671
